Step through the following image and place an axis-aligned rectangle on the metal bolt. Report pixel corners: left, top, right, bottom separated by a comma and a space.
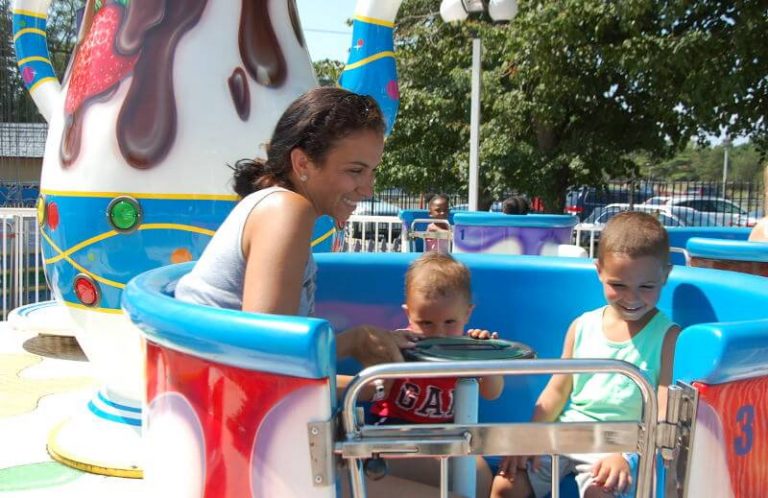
311, 427, 319, 436
314, 474, 323, 484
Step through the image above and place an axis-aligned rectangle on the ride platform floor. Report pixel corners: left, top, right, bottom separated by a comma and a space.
0, 324, 144, 497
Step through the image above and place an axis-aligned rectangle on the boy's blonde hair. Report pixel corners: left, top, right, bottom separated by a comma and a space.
598, 211, 670, 263
405, 252, 471, 303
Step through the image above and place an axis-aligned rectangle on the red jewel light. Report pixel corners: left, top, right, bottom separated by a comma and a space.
47, 202, 60, 230
74, 275, 99, 306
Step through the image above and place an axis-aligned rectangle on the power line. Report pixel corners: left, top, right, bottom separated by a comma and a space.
304, 27, 352, 36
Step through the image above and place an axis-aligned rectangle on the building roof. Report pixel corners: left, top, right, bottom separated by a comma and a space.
0, 122, 48, 158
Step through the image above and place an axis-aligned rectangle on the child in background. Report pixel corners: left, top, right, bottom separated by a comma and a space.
491, 211, 680, 498
425, 194, 451, 252
369, 252, 504, 496
502, 196, 530, 215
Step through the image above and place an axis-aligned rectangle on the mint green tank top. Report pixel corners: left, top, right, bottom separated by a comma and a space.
560, 306, 675, 423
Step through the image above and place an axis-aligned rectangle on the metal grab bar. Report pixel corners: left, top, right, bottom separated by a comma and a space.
340, 358, 658, 498
407, 218, 452, 252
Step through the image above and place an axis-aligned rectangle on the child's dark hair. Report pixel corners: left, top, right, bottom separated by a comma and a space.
598, 211, 670, 263
231, 87, 385, 197
428, 193, 450, 206
502, 195, 530, 215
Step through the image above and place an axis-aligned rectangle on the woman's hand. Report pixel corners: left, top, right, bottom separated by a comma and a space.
467, 328, 499, 340
337, 325, 420, 367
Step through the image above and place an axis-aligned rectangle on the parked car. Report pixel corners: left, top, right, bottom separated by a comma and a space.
576, 203, 719, 247
643, 196, 757, 226
565, 186, 653, 221
350, 198, 402, 239
352, 198, 401, 217
452, 202, 503, 212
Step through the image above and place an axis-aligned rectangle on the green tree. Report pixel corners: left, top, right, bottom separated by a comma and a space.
646, 142, 765, 183
376, 0, 767, 212
313, 58, 344, 87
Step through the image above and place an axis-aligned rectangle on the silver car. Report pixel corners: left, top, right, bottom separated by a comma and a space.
643, 196, 757, 227
576, 203, 719, 247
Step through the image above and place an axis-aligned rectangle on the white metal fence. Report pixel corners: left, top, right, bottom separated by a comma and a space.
0, 212, 595, 319
0, 208, 47, 319
341, 215, 405, 253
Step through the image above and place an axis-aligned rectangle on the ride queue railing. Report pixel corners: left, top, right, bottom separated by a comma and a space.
0, 208, 47, 319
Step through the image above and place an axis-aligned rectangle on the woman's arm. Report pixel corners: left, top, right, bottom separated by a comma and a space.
748, 218, 768, 242
336, 326, 419, 366
240, 191, 316, 315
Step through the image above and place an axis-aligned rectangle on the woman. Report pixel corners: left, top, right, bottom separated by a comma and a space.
175, 87, 416, 378
749, 164, 767, 242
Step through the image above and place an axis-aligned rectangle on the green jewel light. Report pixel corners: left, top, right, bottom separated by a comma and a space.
107, 197, 142, 232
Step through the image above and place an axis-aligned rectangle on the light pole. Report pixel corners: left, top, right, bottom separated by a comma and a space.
722, 135, 731, 193
440, 0, 518, 211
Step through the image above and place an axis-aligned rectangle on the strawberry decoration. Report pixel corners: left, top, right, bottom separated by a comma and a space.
65, 4, 138, 116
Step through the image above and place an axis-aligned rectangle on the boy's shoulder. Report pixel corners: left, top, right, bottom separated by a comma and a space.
573, 305, 606, 325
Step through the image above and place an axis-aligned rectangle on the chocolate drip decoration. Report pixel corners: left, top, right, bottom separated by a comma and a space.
116, 0, 165, 56
117, 0, 207, 168
60, 86, 119, 167
60, 114, 84, 167
239, 0, 287, 88
228, 67, 251, 121
287, 0, 306, 48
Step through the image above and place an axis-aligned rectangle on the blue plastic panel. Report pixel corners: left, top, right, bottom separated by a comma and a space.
123, 262, 335, 379
686, 237, 768, 263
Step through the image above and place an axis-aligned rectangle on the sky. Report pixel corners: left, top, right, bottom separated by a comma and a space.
296, 0, 357, 62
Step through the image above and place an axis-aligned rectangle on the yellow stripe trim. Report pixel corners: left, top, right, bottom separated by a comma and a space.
17, 56, 50, 66
45, 230, 117, 264
41, 189, 238, 201
354, 15, 395, 28
41, 231, 125, 289
311, 227, 336, 247
28, 76, 57, 93
343, 51, 396, 71
139, 223, 216, 236
13, 28, 46, 41
45, 223, 215, 265
12, 9, 47, 19
61, 301, 125, 315
49, 420, 142, 477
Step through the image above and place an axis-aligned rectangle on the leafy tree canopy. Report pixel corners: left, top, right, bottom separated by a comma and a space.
328, 0, 767, 211
1, 0, 80, 123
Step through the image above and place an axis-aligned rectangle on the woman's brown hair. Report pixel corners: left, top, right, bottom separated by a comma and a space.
231, 87, 385, 197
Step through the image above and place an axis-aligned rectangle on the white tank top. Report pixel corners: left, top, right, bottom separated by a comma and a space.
175, 186, 316, 316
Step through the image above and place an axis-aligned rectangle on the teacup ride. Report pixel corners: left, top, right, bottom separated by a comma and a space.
398, 209, 456, 252
685, 237, 768, 277
666, 227, 752, 265
451, 212, 583, 257
11, 0, 319, 475
7, 300, 79, 337
124, 252, 768, 497
399, 210, 585, 257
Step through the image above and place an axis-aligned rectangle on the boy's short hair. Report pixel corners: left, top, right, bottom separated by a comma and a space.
405, 252, 471, 303
597, 211, 670, 263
